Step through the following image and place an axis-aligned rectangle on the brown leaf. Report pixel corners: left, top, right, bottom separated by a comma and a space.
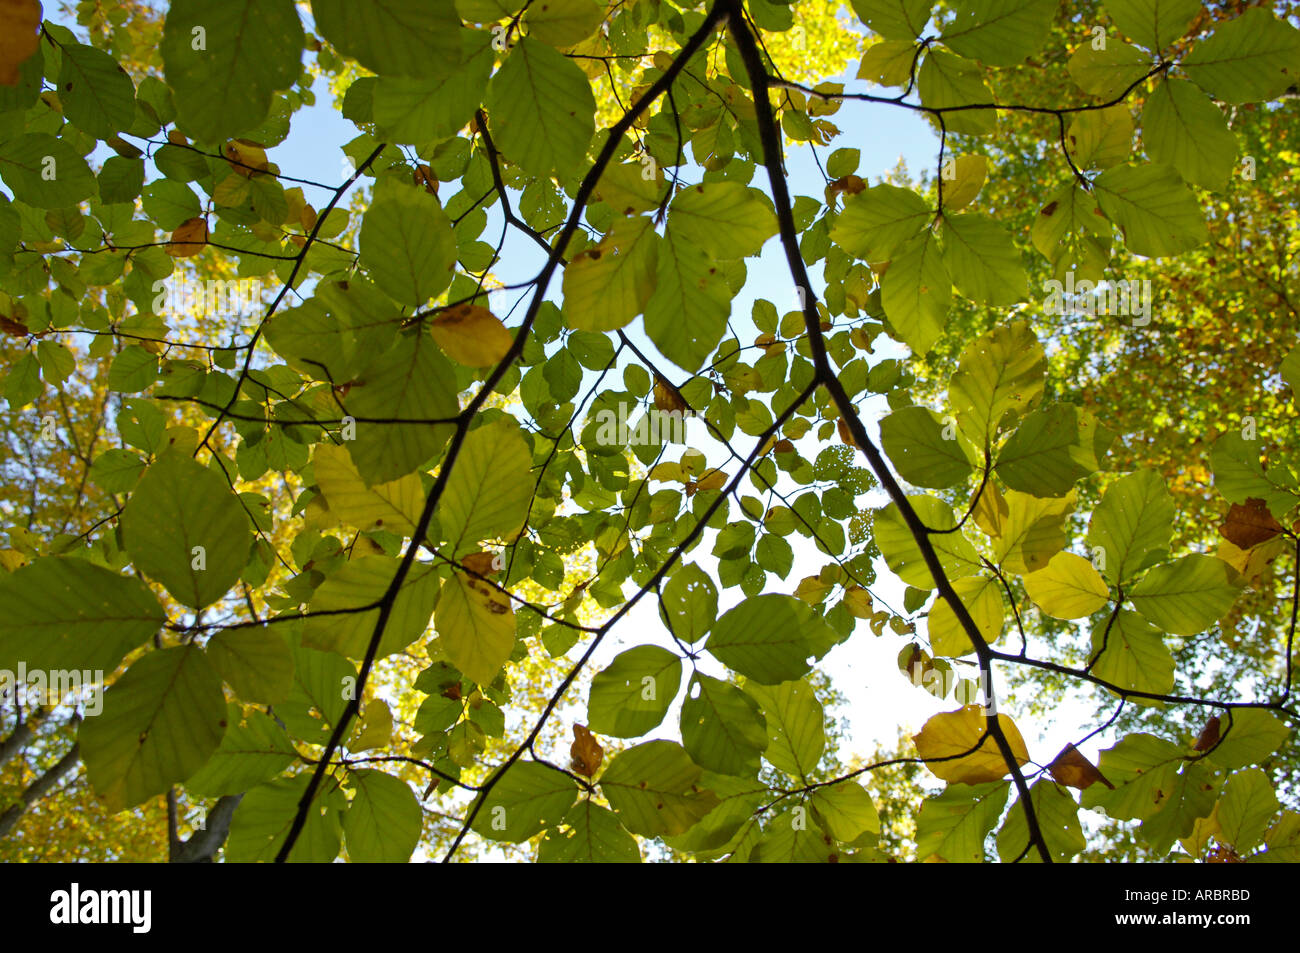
461, 551, 500, 578
653, 376, 687, 414
1218, 498, 1283, 549
166, 217, 208, 258
222, 139, 269, 178
0, 0, 42, 86
1193, 715, 1221, 752
1048, 743, 1114, 790
570, 723, 603, 778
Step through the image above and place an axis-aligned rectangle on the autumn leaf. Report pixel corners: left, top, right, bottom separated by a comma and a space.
0, 0, 41, 86
430, 303, 514, 367
1048, 743, 1114, 790
570, 724, 603, 778
1218, 498, 1284, 549
166, 217, 209, 258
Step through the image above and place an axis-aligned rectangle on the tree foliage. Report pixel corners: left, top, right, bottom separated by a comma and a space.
0, 0, 1297, 863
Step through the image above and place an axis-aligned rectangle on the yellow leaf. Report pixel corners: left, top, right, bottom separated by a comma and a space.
992, 489, 1075, 574
843, 585, 873, 619
430, 303, 514, 367
313, 443, 423, 536
927, 574, 1004, 657
913, 705, 1030, 784
0, 0, 41, 86
1023, 551, 1109, 619
166, 217, 208, 258
940, 155, 987, 210
435, 571, 515, 687
222, 139, 269, 178
352, 699, 393, 751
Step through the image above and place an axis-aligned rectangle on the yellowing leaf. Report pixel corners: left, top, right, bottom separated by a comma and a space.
914, 705, 1031, 785
166, 216, 208, 257
1048, 743, 1113, 791
436, 571, 515, 686
430, 303, 514, 367
352, 699, 393, 751
313, 443, 424, 535
927, 574, 1004, 657
1023, 551, 1110, 619
0, 0, 42, 86
940, 154, 987, 210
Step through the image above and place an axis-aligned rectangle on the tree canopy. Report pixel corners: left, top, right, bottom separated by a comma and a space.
0, 0, 1297, 864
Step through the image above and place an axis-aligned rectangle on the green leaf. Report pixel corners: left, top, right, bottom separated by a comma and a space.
58, 42, 136, 140
1142, 78, 1237, 190
1207, 709, 1291, 771
940, 0, 1055, 66
471, 761, 578, 842
225, 775, 343, 863
599, 740, 720, 836
644, 231, 732, 373
1217, 767, 1279, 853
1128, 554, 1240, 635
1181, 8, 1300, 104
206, 626, 294, 704
162, 0, 304, 143
373, 31, 493, 143
1139, 763, 1217, 854
997, 779, 1085, 862
1067, 39, 1151, 99
359, 179, 457, 307
916, 780, 1008, 862
312, 443, 423, 536
940, 212, 1028, 306
120, 453, 252, 610
927, 573, 1004, 657
745, 679, 826, 781
948, 321, 1045, 449
880, 405, 975, 488
995, 403, 1095, 497
276, 646, 355, 745
667, 182, 778, 260
1105, 0, 1200, 52
659, 562, 718, 644
525, 0, 604, 46
1086, 468, 1175, 584
880, 229, 951, 355
1089, 608, 1174, 695
538, 800, 640, 862
705, 593, 828, 684
185, 706, 297, 797
680, 674, 768, 777
107, 346, 159, 393
1093, 162, 1208, 257
850, 0, 932, 40
874, 495, 981, 589
562, 215, 659, 332
918, 49, 997, 135
1067, 105, 1134, 170
441, 418, 533, 553
1032, 182, 1112, 281
1023, 551, 1110, 620
80, 645, 228, 811
587, 645, 682, 738
304, 556, 439, 659
342, 331, 459, 485
435, 570, 515, 686
265, 277, 401, 384
485, 36, 595, 178
0, 556, 164, 674
1210, 432, 1300, 518
312, 0, 464, 78
0, 133, 97, 208
811, 781, 880, 841
831, 183, 931, 261
1081, 732, 1182, 820
343, 770, 423, 862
